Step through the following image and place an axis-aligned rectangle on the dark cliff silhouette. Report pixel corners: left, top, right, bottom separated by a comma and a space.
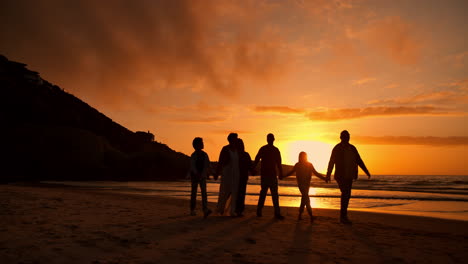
0, 55, 189, 182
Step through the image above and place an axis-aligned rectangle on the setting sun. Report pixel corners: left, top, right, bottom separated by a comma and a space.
283, 140, 333, 173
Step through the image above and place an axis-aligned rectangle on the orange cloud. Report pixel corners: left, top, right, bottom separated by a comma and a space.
446, 79, 468, 91
368, 91, 468, 105
296, 0, 356, 17
164, 102, 230, 114
171, 117, 227, 124
254, 106, 305, 114
0, 0, 291, 107
352, 136, 468, 146
306, 106, 453, 121
321, 35, 369, 76
363, 16, 423, 65
210, 129, 254, 135
353, 77, 376, 86
254, 105, 459, 121
445, 51, 468, 68
368, 81, 468, 105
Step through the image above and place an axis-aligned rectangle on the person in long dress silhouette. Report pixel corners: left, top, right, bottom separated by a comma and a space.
215, 133, 240, 216
326, 130, 371, 224
236, 138, 252, 216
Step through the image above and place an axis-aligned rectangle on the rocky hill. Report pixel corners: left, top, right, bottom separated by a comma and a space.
0, 55, 189, 182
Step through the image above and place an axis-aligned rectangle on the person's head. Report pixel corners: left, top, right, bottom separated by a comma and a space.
237, 138, 245, 152
298, 151, 308, 163
227, 133, 238, 146
340, 130, 350, 143
192, 137, 204, 150
267, 133, 275, 145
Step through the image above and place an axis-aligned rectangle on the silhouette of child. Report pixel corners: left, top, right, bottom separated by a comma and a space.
189, 137, 212, 218
283, 152, 327, 222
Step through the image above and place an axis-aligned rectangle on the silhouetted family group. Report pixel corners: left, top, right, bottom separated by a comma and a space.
189, 130, 371, 224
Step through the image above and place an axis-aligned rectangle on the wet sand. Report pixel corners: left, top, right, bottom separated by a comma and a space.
0, 184, 467, 264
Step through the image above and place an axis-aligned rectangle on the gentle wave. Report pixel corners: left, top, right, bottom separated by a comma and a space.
250, 174, 468, 196
275, 194, 468, 202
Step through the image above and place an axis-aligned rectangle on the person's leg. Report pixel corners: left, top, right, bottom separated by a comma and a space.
236, 177, 247, 215
298, 185, 309, 220
299, 196, 305, 212
306, 199, 313, 217
304, 194, 313, 222
298, 195, 305, 220
199, 177, 212, 218
257, 178, 268, 216
190, 178, 198, 215
337, 178, 353, 223
270, 178, 282, 218
200, 177, 208, 211
217, 179, 229, 215
302, 185, 313, 218
341, 187, 352, 217
230, 174, 239, 216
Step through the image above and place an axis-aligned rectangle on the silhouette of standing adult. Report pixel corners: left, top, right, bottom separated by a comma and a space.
252, 133, 284, 219
215, 133, 240, 216
327, 130, 371, 224
236, 138, 252, 216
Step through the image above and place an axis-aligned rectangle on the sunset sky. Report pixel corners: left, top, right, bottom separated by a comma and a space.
1, 0, 467, 175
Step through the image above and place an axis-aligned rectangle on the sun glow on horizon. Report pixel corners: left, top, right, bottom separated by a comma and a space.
283, 140, 333, 173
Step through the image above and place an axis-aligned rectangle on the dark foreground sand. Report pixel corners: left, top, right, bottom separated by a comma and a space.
0, 184, 467, 264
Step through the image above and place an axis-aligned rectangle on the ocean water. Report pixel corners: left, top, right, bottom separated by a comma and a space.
44, 175, 468, 221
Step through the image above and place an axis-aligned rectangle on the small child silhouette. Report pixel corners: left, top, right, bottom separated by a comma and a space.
283, 152, 328, 222
189, 137, 212, 218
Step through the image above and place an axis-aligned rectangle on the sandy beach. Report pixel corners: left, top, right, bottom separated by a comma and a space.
0, 184, 467, 264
